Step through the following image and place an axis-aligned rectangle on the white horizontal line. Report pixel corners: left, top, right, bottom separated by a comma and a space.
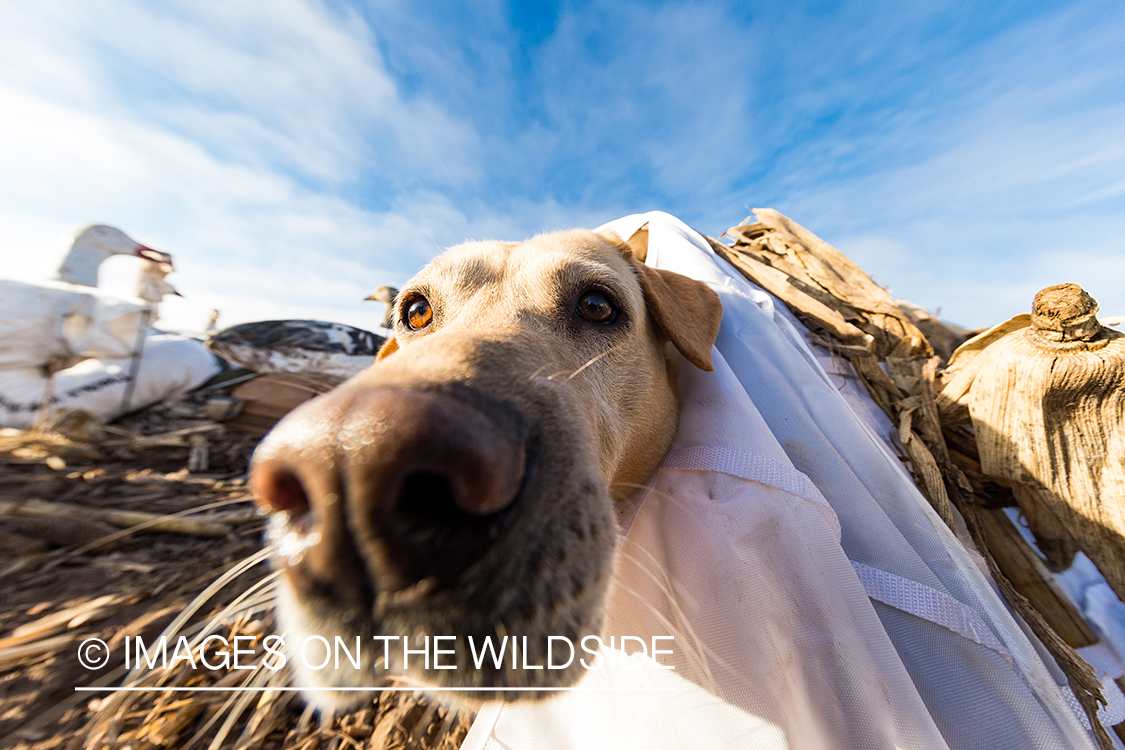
75, 686, 676, 693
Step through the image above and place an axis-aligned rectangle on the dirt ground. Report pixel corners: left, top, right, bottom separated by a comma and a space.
0, 395, 472, 750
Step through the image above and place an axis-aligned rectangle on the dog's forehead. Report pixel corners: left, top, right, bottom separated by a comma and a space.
421, 230, 638, 295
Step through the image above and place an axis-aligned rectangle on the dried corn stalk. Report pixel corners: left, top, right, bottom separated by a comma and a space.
719, 208, 934, 359
713, 210, 958, 520
896, 299, 977, 363
938, 283, 1125, 604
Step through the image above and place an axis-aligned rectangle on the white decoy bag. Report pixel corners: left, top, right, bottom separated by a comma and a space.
0, 281, 221, 427
0, 280, 148, 369
459, 213, 1110, 750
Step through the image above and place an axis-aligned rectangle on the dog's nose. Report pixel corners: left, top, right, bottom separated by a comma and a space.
250, 386, 526, 601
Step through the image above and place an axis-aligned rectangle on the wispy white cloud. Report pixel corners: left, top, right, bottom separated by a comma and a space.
702, 2, 1125, 326
6, 1, 484, 187
0, 0, 542, 331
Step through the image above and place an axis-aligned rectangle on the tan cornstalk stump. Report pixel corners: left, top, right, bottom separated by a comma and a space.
939, 283, 1125, 604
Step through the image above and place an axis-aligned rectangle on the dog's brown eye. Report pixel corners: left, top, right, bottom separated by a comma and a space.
578, 292, 616, 324
405, 297, 433, 330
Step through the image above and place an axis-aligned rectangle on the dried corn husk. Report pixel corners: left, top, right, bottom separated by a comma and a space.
938, 283, 1125, 603
714, 211, 956, 519
719, 209, 933, 359
895, 299, 975, 362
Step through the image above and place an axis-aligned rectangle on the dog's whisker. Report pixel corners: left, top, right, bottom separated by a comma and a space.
611, 542, 712, 672
566, 344, 624, 381
611, 480, 700, 525
611, 478, 765, 692
82, 546, 276, 737
610, 479, 715, 537
607, 560, 732, 693
202, 663, 274, 750
120, 549, 273, 688
178, 666, 277, 748
609, 479, 672, 502
613, 541, 681, 604
607, 479, 729, 690
596, 475, 697, 632
197, 571, 281, 641
607, 580, 715, 695
55, 496, 255, 564
526, 364, 551, 382
538, 344, 626, 382
422, 227, 445, 257
612, 544, 713, 669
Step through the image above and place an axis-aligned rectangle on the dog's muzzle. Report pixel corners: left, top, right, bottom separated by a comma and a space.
250, 385, 528, 612
248, 363, 614, 699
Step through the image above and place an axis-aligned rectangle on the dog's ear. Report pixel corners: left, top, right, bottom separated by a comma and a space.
628, 256, 722, 372
598, 230, 722, 371
376, 336, 399, 361
617, 225, 649, 262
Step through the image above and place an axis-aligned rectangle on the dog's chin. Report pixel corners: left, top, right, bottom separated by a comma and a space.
273, 583, 385, 712
271, 513, 615, 709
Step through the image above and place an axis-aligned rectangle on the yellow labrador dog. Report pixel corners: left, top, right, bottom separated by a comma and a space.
250, 229, 722, 704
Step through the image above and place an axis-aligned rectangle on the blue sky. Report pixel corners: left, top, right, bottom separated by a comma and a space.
1, 0, 1122, 333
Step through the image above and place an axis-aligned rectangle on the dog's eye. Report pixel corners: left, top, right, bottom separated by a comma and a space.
405, 297, 433, 330
577, 292, 617, 324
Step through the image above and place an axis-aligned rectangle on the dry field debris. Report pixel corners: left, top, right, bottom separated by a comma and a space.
0, 391, 470, 750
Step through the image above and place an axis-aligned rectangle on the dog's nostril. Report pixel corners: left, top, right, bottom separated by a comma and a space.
251, 465, 312, 517
396, 471, 463, 527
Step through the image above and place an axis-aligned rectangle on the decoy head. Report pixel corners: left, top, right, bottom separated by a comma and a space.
364, 285, 399, 304
366, 285, 399, 329
55, 225, 174, 286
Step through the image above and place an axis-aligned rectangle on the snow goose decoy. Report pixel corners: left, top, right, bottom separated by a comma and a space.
54, 224, 172, 287
0, 227, 221, 429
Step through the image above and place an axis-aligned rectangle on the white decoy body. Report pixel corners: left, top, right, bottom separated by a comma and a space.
0, 226, 219, 428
